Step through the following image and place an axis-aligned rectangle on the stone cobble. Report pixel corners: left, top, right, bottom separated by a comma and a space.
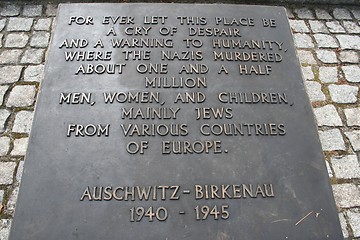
344, 108, 360, 126
314, 104, 343, 126
6, 85, 36, 107
4, 33, 29, 48
305, 81, 326, 101
331, 155, 360, 179
329, 84, 359, 103
314, 33, 338, 48
0, 2, 359, 240
316, 49, 338, 63
340, 51, 359, 63
0, 66, 22, 84
23, 64, 44, 82
319, 129, 346, 151
319, 66, 338, 83
348, 210, 360, 238
343, 65, 360, 82
345, 131, 360, 151
327, 20, 347, 33
10, 138, 28, 156
7, 18, 33, 32
337, 35, 360, 50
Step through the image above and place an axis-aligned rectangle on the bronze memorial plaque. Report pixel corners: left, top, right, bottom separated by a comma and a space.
10, 3, 343, 240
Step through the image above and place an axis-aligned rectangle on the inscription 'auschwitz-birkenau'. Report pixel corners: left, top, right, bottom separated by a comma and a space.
10, 3, 342, 240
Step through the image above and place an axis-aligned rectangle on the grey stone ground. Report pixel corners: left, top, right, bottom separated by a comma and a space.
0, 2, 359, 239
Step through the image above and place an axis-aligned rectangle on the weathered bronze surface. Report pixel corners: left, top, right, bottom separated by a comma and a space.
10, 3, 343, 239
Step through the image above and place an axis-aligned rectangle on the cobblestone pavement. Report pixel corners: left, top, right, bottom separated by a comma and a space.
0, 2, 359, 239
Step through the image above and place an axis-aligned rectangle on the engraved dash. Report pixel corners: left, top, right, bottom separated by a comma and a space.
182, 190, 190, 194
179, 211, 186, 215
